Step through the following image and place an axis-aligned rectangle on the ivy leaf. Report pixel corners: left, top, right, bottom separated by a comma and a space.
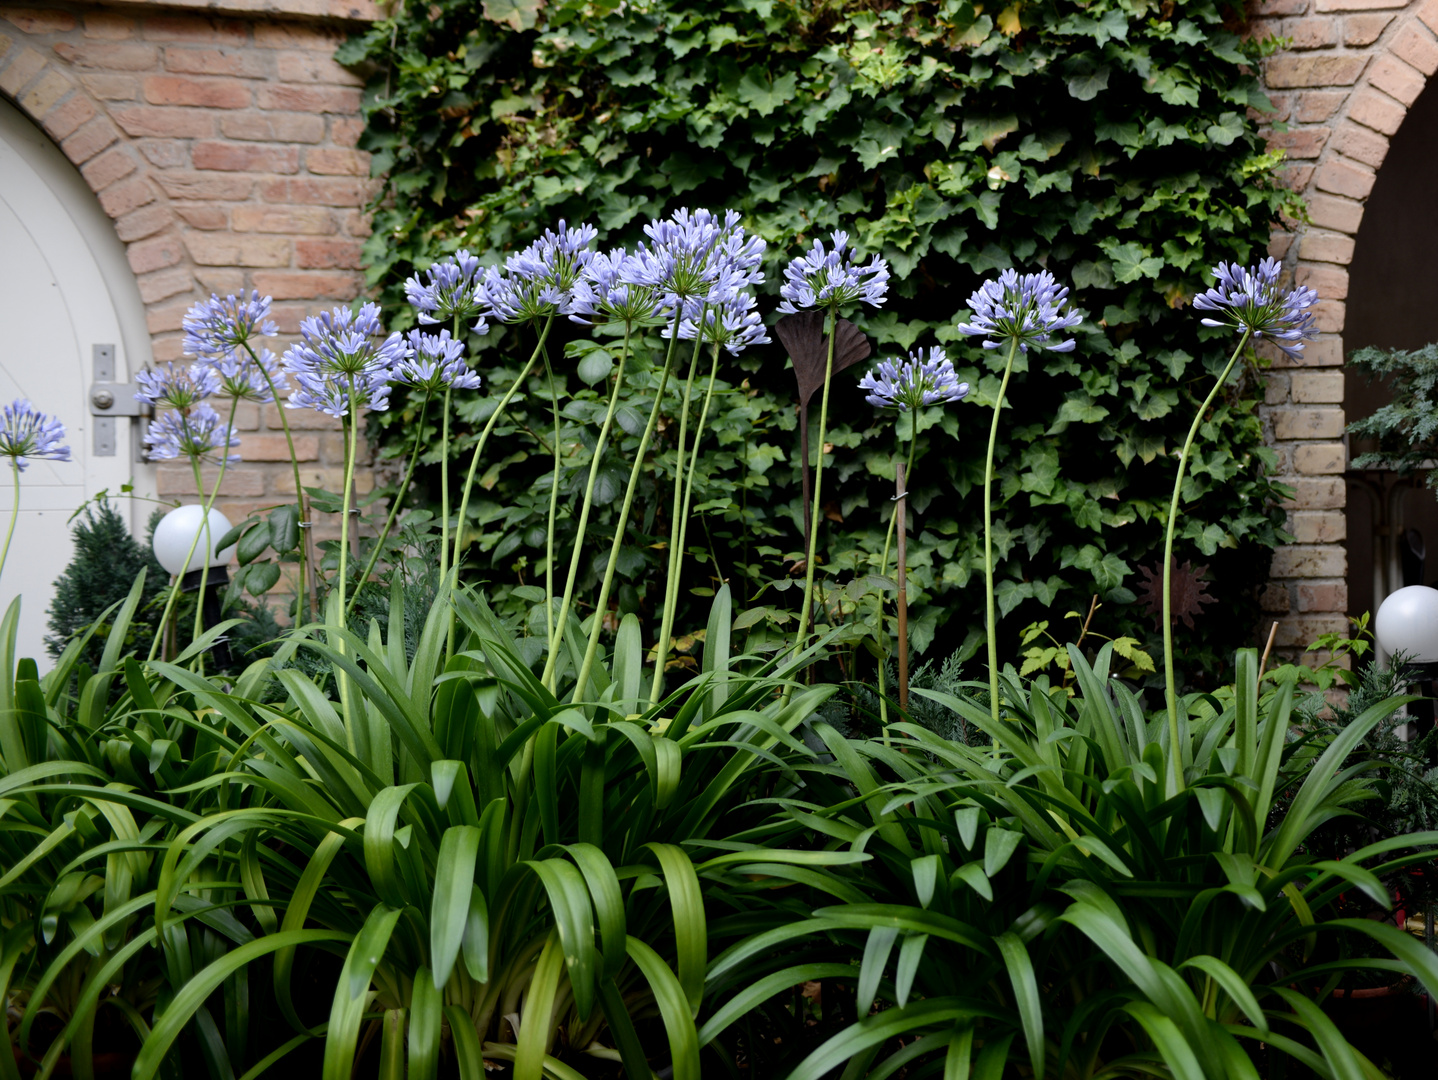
863, 311, 925, 352
1054, 394, 1110, 425
1149, 69, 1200, 107
481, 0, 543, 31
1205, 112, 1244, 147
961, 113, 1019, 151
737, 68, 797, 117
1071, 260, 1115, 291
661, 152, 724, 195
1101, 241, 1164, 283
1063, 55, 1110, 101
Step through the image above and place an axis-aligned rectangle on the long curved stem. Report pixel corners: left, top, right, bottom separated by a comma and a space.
543, 324, 633, 691
450, 316, 555, 577
650, 327, 707, 704
338, 376, 359, 621
541, 347, 562, 659
241, 341, 313, 623
1163, 330, 1250, 795
191, 396, 241, 653
984, 338, 1022, 724
346, 391, 431, 621
0, 466, 20, 587
574, 317, 683, 704
793, 309, 838, 668
876, 410, 920, 729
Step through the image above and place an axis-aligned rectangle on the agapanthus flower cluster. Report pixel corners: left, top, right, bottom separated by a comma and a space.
568, 248, 666, 326
626, 209, 767, 324
0, 400, 70, 472
859, 348, 971, 411
182, 291, 278, 359
405, 249, 489, 331
776, 230, 890, 315
396, 329, 482, 393
144, 403, 240, 464
481, 221, 598, 325
676, 276, 770, 355
213, 347, 287, 403
135, 361, 222, 410
1193, 258, 1318, 359
282, 303, 406, 418
956, 269, 1082, 353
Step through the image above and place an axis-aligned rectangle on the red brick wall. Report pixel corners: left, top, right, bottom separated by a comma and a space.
1250, 0, 1436, 652
0, 0, 381, 559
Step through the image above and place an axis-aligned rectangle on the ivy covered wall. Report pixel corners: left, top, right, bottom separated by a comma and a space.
339, 0, 1298, 679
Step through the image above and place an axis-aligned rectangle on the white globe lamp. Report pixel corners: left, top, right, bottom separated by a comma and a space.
152, 505, 236, 576
1374, 585, 1438, 664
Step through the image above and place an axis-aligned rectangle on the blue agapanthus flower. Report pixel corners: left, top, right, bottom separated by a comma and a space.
675, 271, 770, 355
0, 400, 70, 472
568, 248, 666, 327
396, 329, 482, 393
956, 269, 1082, 353
776, 230, 890, 315
625, 209, 767, 322
182, 292, 278, 359
404, 249, 490, 332
481, 220, 598, 325
282, 303, 406, 418
859, 348, 971, 411
135, 361, 221, 410
1193, 258, 1318, 359
145, 402, 240, 464
214, 347, 288, 404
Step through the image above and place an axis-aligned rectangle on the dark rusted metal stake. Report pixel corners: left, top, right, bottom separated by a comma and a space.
897, 464, 909, 712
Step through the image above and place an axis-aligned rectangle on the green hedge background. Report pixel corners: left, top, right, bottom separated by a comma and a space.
338, 0, 1299, 684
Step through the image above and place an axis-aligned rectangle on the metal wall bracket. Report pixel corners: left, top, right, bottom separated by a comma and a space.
90, 345, 148, 458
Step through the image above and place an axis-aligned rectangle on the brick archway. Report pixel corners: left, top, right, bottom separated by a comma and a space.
0, 0, 380, 537
1250, 0, 1435, 651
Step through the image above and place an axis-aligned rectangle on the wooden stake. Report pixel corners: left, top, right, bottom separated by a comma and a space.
1258, 620, 1279, 678
897, 464, 909, 712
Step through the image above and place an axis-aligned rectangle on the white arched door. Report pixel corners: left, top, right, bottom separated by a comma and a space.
0, 96, 156, 666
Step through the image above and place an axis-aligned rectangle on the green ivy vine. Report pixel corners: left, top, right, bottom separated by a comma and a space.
338, 0, 1300, 683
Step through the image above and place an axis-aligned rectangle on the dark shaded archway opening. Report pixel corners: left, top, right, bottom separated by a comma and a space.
1343, 79, 1438, 619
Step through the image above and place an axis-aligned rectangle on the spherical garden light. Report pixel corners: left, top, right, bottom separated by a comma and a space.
152, 504, 235, 576
1375, 585, 1438, 664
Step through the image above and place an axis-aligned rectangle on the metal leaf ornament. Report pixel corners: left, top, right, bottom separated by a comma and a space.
1137, 558, 1216, 630
774, 311, 871, 565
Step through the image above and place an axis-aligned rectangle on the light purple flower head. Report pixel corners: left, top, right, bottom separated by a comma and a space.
624, 208, 767, 322
144, 402, 240, 464
281, 302, 406, 419
0, 400, 70, 472
214, 347, 288, 404
673, 270, 770, 355
568, 248, 667, 327
182, 292, 278, 359
1192, 258, 1318, 359
776, 230, 889, 315
481, 220, 598, 325
956, 269, 1082, 353
135, 362, 221, 410
397, 329, 482, 393
404, 249, 490, 332
859, 347, 970, 411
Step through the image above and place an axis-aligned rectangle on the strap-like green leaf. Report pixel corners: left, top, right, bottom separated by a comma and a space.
324, 906, 402, 1080
627, 936, 700, 1080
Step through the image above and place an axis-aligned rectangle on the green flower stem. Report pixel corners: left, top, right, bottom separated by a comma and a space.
573, 317, 684, 704
0, 466, 18, 586
650, 325, 707, 704
439, 385, 452, 589
345, 391, 431, 621
876, 409, 919, 730
1162, 329, 1250, 795
542, 323, 633, 692
541, 348, 562, 659
336, 377, 361, 624
654, 337, 724, 704
793, 309, 839, 669
190, 395, 241, 654
450, 315, 555, 578
240, 340, 314, 623
146, 400, 240, 664
983, 337, 1022, 724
